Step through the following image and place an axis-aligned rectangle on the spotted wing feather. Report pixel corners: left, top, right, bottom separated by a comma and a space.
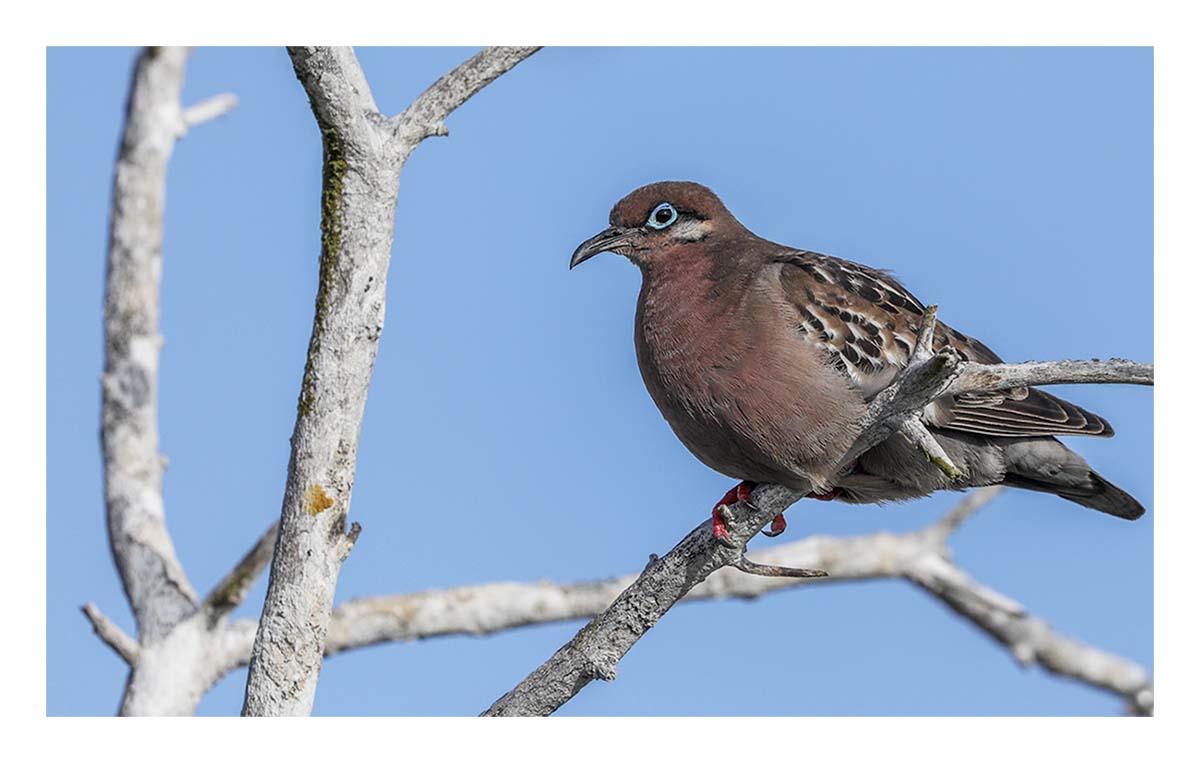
775, 250, 1113, 438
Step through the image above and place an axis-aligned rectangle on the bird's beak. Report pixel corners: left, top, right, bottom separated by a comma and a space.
570, 226, 637, 269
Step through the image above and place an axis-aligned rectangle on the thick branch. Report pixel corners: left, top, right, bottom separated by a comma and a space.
484, 340, 1152, 715
94, 46, 251, 716
102, 45, 201, 645
241, 46, 539, 717
284, 47, 382, 145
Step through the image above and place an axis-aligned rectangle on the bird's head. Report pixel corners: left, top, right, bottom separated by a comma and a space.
569, 181, 742, 271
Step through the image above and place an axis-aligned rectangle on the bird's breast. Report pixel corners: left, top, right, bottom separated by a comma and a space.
633, 267, 866, 487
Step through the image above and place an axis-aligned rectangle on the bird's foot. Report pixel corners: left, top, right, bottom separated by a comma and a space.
759, 487, 842, 538
761, 513, 787, 537
711, 480, 757, 546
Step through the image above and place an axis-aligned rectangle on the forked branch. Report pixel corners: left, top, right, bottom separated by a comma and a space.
241, 46, 540, 717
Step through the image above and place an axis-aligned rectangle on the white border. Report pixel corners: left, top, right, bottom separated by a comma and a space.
8, 0, 1194, 760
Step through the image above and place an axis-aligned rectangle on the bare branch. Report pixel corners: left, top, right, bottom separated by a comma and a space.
905, 554, 1153, 716
913, 303, 939, 360
82, 603, 139, 665
91, 46, 254, 716
285, 47, 382, 145
947, 358, 1154, 397
182, 93, 238, 128
394, 46, 541, 145
731, 555, 829, 578
201, 523, 278, 625
147, 488, 1147, 715
483, 349, 1152, 716
899, 417, 962, 479
102, 45, 203, 645
242, 46, 539, 717
216, 501, 971, 660
930, 485, 1003, 538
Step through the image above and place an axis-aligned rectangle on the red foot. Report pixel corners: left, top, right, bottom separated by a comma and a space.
806, 487, 844, 502
711, 480, 756, 542
711, 506, 731, 543
762, 513, 787, 537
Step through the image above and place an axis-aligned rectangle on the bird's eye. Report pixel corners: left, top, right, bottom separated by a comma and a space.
646, 202, 678, 230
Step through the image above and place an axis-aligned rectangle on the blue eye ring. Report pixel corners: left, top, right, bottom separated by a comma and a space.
646, 202, 678, 230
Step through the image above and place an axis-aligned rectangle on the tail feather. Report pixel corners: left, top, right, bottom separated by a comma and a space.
1002, 438, 1146, 520
1003, 470, 1145, 520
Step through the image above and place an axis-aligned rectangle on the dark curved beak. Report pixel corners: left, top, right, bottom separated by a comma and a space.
569, 226, 637, 270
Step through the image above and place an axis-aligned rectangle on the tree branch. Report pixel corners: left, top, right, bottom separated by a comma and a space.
82, 603, 139, 665
201, 522, 278, 625
946, 358, 1154, 397
393, 46, 541, 145
84, 485, 1148, 714
92, 47, 252, 716
102, 45, 201, 646
482, 320, 1152, 715
181, 92, 239, 128
241, 46, 540, 717
190, 488, 1151, 713
904, 553, 1153, 715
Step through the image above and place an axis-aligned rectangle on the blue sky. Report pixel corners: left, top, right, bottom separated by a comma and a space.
47, 46, 1152, 716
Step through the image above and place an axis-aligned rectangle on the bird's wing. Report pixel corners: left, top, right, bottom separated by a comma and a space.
774, 250, 1113, 438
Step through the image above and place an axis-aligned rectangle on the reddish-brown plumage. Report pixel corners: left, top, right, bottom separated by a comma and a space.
570, 181, 1145, 522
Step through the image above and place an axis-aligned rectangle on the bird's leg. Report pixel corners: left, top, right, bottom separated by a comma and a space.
711, 480, 756, 545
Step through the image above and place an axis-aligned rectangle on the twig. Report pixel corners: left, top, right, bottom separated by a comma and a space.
182, 93, 238, 128
393, 46, 542, 144
899, 417, 963, 479
82, 603, 139, 665
201, 522, 279, 625
913, 303, 939, 360
930, 485, 1004, 538
732, 555, 828, 578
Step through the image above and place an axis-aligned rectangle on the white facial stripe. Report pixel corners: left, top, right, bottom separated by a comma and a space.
670, 218, 712, 242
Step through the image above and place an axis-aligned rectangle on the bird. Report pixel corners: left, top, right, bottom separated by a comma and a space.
569, 180, 1145, 542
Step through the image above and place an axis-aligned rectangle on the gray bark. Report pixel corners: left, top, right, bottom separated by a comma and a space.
98, 47, 241, 715
102, 46, 200, 647
240, 45, 540, 717
97, 46, 239, 715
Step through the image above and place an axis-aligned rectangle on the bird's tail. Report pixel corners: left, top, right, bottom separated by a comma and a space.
1001, 438, 1146, 520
